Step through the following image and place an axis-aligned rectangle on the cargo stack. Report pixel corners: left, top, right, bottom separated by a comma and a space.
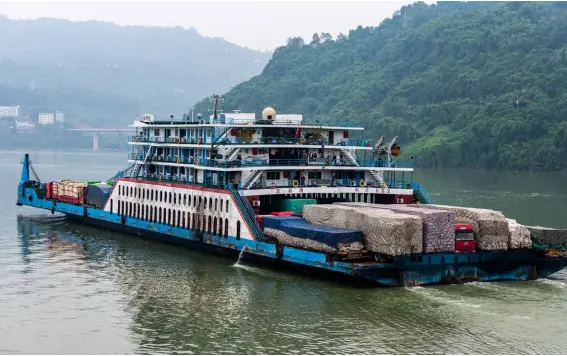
506, 219, 532, 250
418, 204, 510, 251
526, 226, 567, 250
303, 205, 423, 256
52, 180, 88, 204
336, 202, 455, 253
262, 215, 365, 253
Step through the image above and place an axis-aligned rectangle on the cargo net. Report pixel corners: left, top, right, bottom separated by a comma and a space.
303, 205, 423, 256
526, 225, 567, 251
416, 204, 512, 251
335, 202, 455, 253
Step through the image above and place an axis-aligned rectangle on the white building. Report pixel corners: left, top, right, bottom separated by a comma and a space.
55, 111, 65, 123
0, 105, 20, 117
39, 113, 55, 125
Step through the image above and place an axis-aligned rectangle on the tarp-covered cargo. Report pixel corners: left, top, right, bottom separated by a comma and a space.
417, 204, 510, 251
303, 205, 423, 256
85, 184, 112, 210
526, 226, 567, 249
262, 216, 364, 253
507, 219, 532, 250
276, 199, 317, 215
336, 202, 455, 253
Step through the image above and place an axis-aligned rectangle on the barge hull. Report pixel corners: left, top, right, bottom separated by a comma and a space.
17, 184, 566, 287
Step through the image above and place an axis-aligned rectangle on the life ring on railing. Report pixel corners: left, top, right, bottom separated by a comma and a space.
271, 182, 276, 189
176, 157, 181, 164
350, 180, 356, 187
197, 138, 202, 144
292, 180, 299, 187
360, 179, 366, 187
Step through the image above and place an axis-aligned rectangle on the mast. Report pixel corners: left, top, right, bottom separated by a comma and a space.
210, 94, 224, 120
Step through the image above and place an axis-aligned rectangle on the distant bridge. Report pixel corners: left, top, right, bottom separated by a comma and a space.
66, 128, 134, 151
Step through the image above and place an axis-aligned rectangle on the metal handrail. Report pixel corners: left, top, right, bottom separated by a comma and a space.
129, 135, 373, 147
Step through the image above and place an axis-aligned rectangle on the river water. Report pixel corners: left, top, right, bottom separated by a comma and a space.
1, 150, 566, 354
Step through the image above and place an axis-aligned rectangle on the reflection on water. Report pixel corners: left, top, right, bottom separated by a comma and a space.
1, 151, 567, 354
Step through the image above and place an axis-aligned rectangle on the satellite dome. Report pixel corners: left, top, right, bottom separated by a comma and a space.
262, 107, 276, 121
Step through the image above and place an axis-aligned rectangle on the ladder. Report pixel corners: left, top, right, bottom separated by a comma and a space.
341, 148, 359, 166
369, 170, 384, 184
243, 170, 262, 188
226, 184, 266, 241
211, 126, 230, 147
224, 147, 240, 161
410, 181, 435, 204
131, 145, 156, 178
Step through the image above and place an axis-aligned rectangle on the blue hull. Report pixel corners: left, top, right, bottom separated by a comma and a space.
16, 183, 566, 287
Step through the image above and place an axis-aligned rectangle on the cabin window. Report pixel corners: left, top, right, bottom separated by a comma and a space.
192, 213, 196, 230
220, 199, 223, 213
110, 199, 113, 214
219, 218, 223, 236
198, 196, 202, 209
215, 198, 218, 211
178, 193, 181, 206
168, 209, 172, 225
154, 129, 160, 136
193, 195, 197, 207
267, 171, 280, 180
159, 191, 163, 202
236, 220, 241, 240
208, 216, 212, 233
226, 200, 229, 213
224, 218, 229, 237
204, 197, 207, 209
169, 192, 172, 204
209, 197, 213, 211
173, 193, 177, 205
213, 217, 217, 235
177, 210, 181, 227
184, 194, 187, 206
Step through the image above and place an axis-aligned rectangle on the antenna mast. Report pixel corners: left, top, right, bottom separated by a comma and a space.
210, 94, 224, 120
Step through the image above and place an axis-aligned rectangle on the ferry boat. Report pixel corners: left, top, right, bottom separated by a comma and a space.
16, 96, 566, 286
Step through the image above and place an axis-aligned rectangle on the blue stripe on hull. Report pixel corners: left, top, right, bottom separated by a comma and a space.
16, 186, 566, 287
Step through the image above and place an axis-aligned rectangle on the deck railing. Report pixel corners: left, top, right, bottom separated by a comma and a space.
129, 135, 373, 147
128, 153, 414, 169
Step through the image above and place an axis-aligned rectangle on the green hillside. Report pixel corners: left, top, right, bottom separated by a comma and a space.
0, 16, 271, 127
194, 1, 567, 171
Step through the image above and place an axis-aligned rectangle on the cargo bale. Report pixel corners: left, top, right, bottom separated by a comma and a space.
417, 204, 510, 251
304, 204, 422, 256
336, 202, 455, 253
526, 226, 567, 249
507, 219, 532, 250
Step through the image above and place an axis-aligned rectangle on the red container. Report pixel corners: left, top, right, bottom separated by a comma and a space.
272, 211, 295, 217
45, 182, 53, 199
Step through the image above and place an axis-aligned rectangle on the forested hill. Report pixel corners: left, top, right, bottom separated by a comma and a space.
194, 1, 567, 171
0, 17, 271, 126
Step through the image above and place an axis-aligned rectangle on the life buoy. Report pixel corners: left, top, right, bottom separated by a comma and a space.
292, 180, 299, 187
360, 179, 366, 187
176, 157, 181, 164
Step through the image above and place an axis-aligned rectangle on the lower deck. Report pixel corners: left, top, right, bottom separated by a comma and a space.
17, 184, 566, 287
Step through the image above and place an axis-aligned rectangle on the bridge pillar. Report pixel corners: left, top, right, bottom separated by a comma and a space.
93, 132, 99, 152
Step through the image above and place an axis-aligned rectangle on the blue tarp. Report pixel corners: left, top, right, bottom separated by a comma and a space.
263, 216, 363, 248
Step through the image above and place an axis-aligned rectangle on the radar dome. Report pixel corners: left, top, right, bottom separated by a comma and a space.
262, 107, 276, 121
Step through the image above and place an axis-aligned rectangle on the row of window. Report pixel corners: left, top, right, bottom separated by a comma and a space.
118, 185, 230, 213
112, 199, 241, 239
265, 171, 323, 180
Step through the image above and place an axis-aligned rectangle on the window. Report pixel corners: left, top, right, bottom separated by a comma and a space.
184, 194, 187, 206
267, 171, 280, 180
193, 195, 196, 207
215, 198, 218, 211
151, 190, 154, 201
178, 193, 181, 206
154, 129, 160, 136
213, 217, 217, 235
169, 192, 172, 204
308, 171, 322, 180
168, 209, 172, 225
110, 199, 113, 214
209, 197, 213, 211
198, 196, 202, 208
236, 220, 241, 240
174, 193, 177, 205
226, 200, 229, 213
204, 197, 207, 209
224, 218, 228, 237
208, 216, 212, 234
160, 191, 163, 202
218, 218, 223, 236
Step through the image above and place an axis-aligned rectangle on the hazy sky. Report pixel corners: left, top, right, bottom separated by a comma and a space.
0, 0, 420, 51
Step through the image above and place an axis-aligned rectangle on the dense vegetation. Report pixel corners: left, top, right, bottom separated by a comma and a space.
194, 1, 567, 171
0, 17, 271, 126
